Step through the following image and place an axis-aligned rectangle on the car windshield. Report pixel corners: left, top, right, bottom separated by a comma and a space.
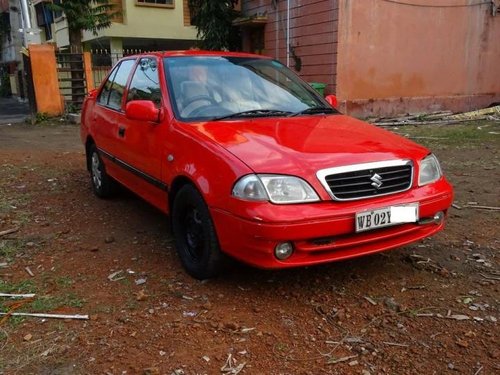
164, 56, 336, 121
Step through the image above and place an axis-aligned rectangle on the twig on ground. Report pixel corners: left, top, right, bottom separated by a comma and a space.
474, 366, 484, 375
0, 293, 36, 298
24, 267, 34, 277
408, 285, 426, 290
382, 342, 409, 347
452, 203, 462, 210
364, 296, 377, 305
0, 312, 89, 320
327, 355, 358, 364
0, 227, 19, 237
465, 205, 500, 211
479, 273, 500, 281
408, 136, 448, 140
377, 119, 461, 126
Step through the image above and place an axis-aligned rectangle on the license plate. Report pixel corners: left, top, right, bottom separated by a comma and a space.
355, 203, 419, 232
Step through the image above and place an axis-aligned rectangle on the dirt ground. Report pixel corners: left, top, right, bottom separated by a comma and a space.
0, 120, 498, 375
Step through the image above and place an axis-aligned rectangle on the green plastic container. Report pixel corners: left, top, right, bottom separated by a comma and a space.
309, 82, 327, 96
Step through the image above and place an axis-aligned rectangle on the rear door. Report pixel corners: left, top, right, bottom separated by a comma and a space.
91, 59, 136, 179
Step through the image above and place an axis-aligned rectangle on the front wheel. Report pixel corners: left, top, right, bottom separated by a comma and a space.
172, 185, 225, 279
88, 144, 117, 198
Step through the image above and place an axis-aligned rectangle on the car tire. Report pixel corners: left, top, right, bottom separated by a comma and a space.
172, 184, 225, 279
88, 144, 117, 198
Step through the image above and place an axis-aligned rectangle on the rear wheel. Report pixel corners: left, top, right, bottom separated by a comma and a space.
172, 184, 225, 279
88, 144, 117, 198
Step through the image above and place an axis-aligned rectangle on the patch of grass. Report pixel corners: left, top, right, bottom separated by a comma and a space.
0, 237, 42, 264
0, 279, 37, 295
0, 188, 32, 224
125, 298, 138, 311
29, 293, 85, 312
0, 280, 36, 326
55, 276, 73, 288
7, 315, 26, 327
0, 240, 24, 262
35, 112, 50, 124
390, 121, 500, 149
91, 304, 115, 314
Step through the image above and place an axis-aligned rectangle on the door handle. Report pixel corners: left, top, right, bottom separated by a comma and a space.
118, 126, 125, 137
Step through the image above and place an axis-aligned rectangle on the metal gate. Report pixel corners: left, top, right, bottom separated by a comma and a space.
55, 53, 87, 112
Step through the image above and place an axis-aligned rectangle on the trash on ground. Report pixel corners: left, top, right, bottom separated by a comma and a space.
221, 353, 246, 374
108, 270, 124, 281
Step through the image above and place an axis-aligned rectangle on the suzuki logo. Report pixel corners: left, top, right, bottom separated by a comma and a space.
370, 173, 383, 189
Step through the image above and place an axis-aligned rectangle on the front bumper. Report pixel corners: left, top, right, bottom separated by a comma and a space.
210, 179, 453, 269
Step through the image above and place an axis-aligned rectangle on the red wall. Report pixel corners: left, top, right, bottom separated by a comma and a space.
242, 0, 339, 94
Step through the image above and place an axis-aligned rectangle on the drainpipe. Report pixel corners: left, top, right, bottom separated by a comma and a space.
19, 0, 31, 48
19, 0, 32, 29
286, 0, 290, 67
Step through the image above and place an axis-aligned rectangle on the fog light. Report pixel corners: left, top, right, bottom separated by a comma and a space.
434, 211, 444, 223
275, 242, 293, 260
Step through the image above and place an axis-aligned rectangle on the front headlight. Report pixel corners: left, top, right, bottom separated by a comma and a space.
232, 174, 320, 204
418, 154, 442, 186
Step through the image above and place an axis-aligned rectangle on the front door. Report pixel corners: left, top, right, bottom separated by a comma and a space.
120, 57, 169, 210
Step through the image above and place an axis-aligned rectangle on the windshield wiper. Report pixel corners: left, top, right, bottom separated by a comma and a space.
212, 109, 293, 121
289, 106, 335, 117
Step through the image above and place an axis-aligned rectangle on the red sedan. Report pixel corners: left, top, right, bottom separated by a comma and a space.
81, 51, 453, 279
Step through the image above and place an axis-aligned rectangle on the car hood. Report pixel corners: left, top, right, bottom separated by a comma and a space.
189, 114, 429, 176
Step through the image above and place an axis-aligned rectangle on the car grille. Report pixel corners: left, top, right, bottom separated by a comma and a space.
317, 160, 413, 201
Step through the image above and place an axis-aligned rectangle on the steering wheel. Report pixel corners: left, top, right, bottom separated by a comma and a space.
181, 95, 217, 117
183, 95, 216, 108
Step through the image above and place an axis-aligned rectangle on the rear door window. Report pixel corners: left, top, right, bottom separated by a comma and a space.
97, 65, 119, 106
98, 59, 136, 110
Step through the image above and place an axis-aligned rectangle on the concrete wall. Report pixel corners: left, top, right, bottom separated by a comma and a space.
336, 0, 500, 117
82, 0, 197, 43
29, 44, 63, 116
242, 0, 339, 94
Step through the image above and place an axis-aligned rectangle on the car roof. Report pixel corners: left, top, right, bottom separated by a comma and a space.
122, 50, 272, 60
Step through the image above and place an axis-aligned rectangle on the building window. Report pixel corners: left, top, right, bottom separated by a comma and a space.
136, 0, 174, 8
52, 0, 63, 20
35, 2, 54, 40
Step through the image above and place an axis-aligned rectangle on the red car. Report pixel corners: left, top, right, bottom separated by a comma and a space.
81, 51, 453, 279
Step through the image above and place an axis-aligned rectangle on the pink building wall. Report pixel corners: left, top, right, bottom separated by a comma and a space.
336, 0, 500, 117
241, 0, 339, 93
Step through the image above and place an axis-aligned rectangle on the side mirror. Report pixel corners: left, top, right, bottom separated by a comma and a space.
125, 100, 161, 123
325, 94, 338, 108
87, 89, 98, 99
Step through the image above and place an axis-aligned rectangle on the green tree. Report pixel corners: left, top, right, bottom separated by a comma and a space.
49, 0, 118, 52
48, 0, 119, 108
188, 0, 240, 51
